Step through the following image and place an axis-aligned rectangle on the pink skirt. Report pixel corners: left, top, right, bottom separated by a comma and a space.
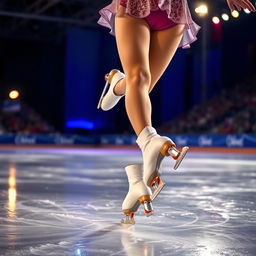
97, 0, 201, 49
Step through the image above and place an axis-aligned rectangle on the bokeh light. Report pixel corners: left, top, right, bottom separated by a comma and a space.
231, 10, 239, 18
195, 4, 208, 17
222, 13, 229, 21
212, 16, 220, 24
9, 90, 20, 100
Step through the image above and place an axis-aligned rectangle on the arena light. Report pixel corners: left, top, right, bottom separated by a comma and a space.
9, 90, 20, 100
231, 10, 239, 18
212, 16, 220, 24
244, 8, 251, 14
222, 13, 229, 21
195, 3, 208, 17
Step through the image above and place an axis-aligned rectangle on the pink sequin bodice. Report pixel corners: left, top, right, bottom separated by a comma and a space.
120, 0, 160, 12
107, 0, 194, 25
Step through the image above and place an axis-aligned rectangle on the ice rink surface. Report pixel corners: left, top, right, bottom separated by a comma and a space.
0, 146, 256, 256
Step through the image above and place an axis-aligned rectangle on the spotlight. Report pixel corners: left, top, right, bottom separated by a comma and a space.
212, 16, 220, 24
9, 90, 20, 100
231, 10, 239, 18
195, 4, 208, 17
244, 8, 251, 14
222, 13, 229, 21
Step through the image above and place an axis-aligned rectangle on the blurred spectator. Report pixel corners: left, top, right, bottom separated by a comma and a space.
158, 76, 256, 134
0, 101, 57, 134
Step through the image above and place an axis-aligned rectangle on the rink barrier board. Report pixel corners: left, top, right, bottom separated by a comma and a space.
0, 134, 256, 148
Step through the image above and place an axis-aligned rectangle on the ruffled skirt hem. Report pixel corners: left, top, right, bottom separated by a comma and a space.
97, 1, 201, 49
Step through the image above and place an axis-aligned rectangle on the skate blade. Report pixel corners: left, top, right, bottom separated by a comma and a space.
173, 146, 189, 170
150, 179, 166, 201
97, 80, 109, 109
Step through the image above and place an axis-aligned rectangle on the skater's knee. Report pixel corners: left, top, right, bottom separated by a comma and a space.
125, 67, 151, 90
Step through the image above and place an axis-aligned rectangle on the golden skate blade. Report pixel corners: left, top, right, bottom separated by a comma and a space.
97, 80, 109, 109
173, 146, 189, 170
150, 180, 166, 201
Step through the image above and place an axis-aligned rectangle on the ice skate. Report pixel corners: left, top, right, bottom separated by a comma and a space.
121, 164, 153, 225
97, 69, 125, 111
137, 126, 189, 201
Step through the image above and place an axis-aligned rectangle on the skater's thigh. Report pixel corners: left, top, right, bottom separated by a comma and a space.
115, 7, 151, 82
148, 24, 185, 92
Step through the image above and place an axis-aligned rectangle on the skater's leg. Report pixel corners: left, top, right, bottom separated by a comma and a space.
131, 26, 188, 198
115, 9, 152, 135
100, 24, 186, 110
114, 7, 185, 96
114, 7, 189, 202
148, 24, 185, 92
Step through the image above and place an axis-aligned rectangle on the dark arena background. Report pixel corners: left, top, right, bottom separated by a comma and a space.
0, 0, 256, 255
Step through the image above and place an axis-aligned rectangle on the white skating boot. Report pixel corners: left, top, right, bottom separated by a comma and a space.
136, 126, 189, 200
121, 164, 153, 225
97, 69, 125, 111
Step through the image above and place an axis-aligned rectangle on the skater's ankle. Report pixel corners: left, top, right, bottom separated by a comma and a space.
136, 126, 158, 151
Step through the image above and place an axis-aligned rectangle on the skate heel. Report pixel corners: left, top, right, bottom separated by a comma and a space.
121, 212, 135, 225
160, 141, 176, 156
121, 195, 153, 224
97, 69, 119, 109
160, 141, 189, 170
138, 195, 153, 217
143, 201, 153, 217
104, 69, 119, 83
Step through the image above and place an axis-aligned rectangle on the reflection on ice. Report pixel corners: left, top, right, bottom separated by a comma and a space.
8, 163, 17, 219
